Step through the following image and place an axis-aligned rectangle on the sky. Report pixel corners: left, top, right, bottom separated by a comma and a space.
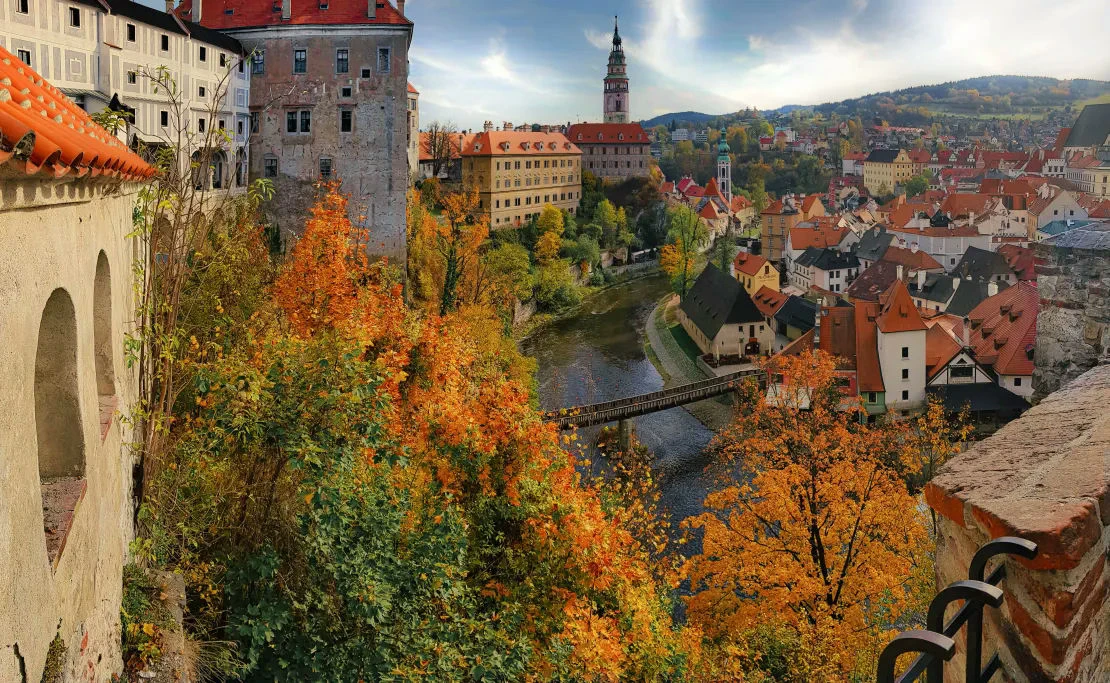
402, 0, 1110, 130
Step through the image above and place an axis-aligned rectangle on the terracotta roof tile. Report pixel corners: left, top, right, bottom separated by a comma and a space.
925, 324, 962, 380
997, 244, 1036, 281
565, 123, 649, 144
178, 0, 411, 28
407, 82, 419, 95
734, 252, 771, 277
0, 47, 154, 180
876, 280, 928, 333
966, 282, 1038, 376
460, 131, 579, 157
880, 245, 943, 271
855, 302, 884, 392
751, 286, 788, 318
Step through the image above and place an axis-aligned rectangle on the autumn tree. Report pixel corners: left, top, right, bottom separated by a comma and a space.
424, 119, 458, 179
661, 205, 708, 299
684, 351, 930, 678
436, 186, 488, 315
536, 203, 565, 237
908, 395, 971, 533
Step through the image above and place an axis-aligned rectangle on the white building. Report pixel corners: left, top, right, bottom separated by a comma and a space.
874, 280, 928, 413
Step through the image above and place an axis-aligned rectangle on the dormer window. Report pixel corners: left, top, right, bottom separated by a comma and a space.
577, 134, 583, 141
521, 142, 530, 150
618, 133, 624, 141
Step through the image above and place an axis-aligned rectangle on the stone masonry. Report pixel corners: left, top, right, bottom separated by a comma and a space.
1034, 222, 1110, 399
925, 364, 1110, 682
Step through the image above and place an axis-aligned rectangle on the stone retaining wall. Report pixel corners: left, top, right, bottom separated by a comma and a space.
925, 364, 1110, 682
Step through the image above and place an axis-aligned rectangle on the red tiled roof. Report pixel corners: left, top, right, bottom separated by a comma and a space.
777, 328, 815, 357
801, 194, 821, 215
676, 177, 696, 193
940, 192, 992, 218
698, 201, 721, 219
407, 83, 419, 95
661, 181, 675, 193
819, 305, 857, 368
761, 198, 784, 215
789, 220, 849, 250
703, 176, 723, 201
734, 252, 771, 277
177, 0, 412, 29
1053, 127, 1072, 153
888, 222, 980, 238
0, 47, 154, 181
876, 280, 927, 333
966, 282, 1038, 376
418, 131, 465, 163
925, 324, 962, 380
731, 195, 753, 212
684, 186, 706, 198
751, 286, 788, 318
908, 148, 932, 163
460, 131, 579, 157
565, 123, 649, 144
847, 261, 902, 302
997, 244, 1036, 281
845, 152, 867, 161
855, 302, 884, 392
880, 245, 943, 271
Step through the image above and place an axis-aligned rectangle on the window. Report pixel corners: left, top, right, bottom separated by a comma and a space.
238, 58, 244, 73
160, 110, 169, 127
126, 23, 136, 42
1014, 377, 1022, 387
319, 157, 332, 180
377, 47, 391, 72
218, 119, 225, 131
264, 157, 277, 178
237, 120, 244, 135
220, 53, 227, 67
68, 7, 80, 27
16, 0, 28, 13
16, 49, 31, 67
199, 46, 207, 62
340, 109, 352, 133
300, 110, 311, 132
161, 34, 169, 51
901, 390, 909, 401
250, 112, 259, 133
287, 111, 297, 133
361, 67, 371, 78
198, 85, 206, 98
127, 71, 137, 84
901, 368, 909, 380
867, 392, 877, 403
951, 366, 973, 381
336, 48, 349, 73
252, 50, 265, 74
341, 85, 352, 98
293, 48, 307, 74
901, 347, 909, 358
197, 117, 206, 133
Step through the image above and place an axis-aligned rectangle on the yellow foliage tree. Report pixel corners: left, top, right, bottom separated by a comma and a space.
535, 203, 565, 237
684, 351, 930, 678
535, 230, 563, 263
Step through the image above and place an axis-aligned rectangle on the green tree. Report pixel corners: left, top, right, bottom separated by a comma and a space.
904, 173, 931, 197
483, 242, 534, 302
596, 199, 619, 247
536, 203, 565, 237
660, 205, 708, 299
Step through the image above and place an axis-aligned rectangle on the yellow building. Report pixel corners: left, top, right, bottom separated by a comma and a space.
460, 131, 583, 229
733, 252, 779, 295
863, 149, 912, 196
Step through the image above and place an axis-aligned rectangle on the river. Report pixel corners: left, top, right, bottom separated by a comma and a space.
520, 275, 721, 555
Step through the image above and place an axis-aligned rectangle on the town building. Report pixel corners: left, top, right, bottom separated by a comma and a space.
924, 324, 1030, 427
1, 0, 252, 191
842, 151, 866, 176
733, 253, 779, 295
678, 264, 773, 360
791, 248, 860, 294
181, 0, 414, 262
418, 131, 466, 181
1060, 103, 1110, 157
863, 148, 912, 196
460, 131, 582, 229
965, 282, 1038, 399
1066, 154, 1110, 198
602, 16, 629, 124
760, 193, 825, 263
566, 123, 651, 181
0, 47, 155, 682
952, 246, 1019, 286
407, 82, 419, 182
874, 280, 928, 413
716, 128, 732, 205
908, 273, 1005, 316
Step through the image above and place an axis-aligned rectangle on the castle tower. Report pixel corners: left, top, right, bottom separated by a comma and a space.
603, 16, 629, 124
717, 128, 732, 204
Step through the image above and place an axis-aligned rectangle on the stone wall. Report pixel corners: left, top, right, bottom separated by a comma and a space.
925, 364, 1110, 682
0, 179, 141, 682
1033, 223, 1110, 399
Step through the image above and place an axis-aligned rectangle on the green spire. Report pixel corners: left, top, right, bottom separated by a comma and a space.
717, 127, 730, 160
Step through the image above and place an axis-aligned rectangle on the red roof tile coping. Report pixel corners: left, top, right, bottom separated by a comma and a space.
0, 47, 155, 180
565, 122, 648, 144
927, 364, 1110, 571
876, 280, 927, 333
177, 0, 412, 29
460, 131, 579, 157
733, 252, 770, 277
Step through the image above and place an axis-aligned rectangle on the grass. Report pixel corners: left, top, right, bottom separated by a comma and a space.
669, 323, 703, 364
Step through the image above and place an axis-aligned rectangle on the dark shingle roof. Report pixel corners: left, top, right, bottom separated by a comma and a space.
952, 246, 1014, 280
946, 278, 1009, 318
680, 263, 763, 340
866, 149, 902, 164
796, 247, 859, 271
845, 261, 901, 302
774, 296, 818, 332
927, 383, 1030, 414
907, 272, 956, 305
1044, 220, 1110, 250
105, 0, 245, 53
1063, 104, 1110, 149
854, 226, 895, 262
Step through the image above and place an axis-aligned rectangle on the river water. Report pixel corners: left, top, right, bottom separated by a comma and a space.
520, 275, 720, 552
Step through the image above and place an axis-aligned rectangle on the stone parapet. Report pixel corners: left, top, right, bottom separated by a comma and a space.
1034, 223, 1110, 399
925, 364, 1110, 682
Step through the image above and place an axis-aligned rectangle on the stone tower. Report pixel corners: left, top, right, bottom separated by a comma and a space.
717, 128, 732, 204
603, 16, 629, 124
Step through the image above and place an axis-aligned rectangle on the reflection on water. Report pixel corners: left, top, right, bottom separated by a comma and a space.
521, 275, 718, 556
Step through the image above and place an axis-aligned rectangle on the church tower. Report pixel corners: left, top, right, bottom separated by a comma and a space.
603, 16, 629, 124
717, 128, 732, 204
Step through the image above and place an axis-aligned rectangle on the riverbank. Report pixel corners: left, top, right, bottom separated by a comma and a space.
513, 265, 660, 342
643, 295, 736, 432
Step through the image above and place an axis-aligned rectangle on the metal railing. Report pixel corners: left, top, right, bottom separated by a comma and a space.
877, 537, 1038, 683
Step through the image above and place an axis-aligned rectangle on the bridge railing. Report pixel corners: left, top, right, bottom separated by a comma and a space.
877, 537, 1038, 683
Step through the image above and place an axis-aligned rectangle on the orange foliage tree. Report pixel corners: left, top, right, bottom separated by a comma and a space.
436, 185, 488, 315
684, 351, 930, 678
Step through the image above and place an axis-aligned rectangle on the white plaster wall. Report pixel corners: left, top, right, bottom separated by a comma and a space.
998, 374, 1034, 399
0, 179, 140, 682
877, 328, 926, 411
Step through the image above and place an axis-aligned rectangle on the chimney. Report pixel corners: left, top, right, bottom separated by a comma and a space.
165, 0, 174, 12
987, 281, 999, 297
961, 316, 971, 348
284, 0, 292, 20
367, 0, 375, 19
193, 0, 201, 23
910, 242, 919, 254
917, 269, 925, 290
397, 0, 405, 16
896, 264, 904, 282
952, 277, 960, 291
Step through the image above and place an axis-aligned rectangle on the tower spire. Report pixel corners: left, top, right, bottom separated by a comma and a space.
603, 14, 629, 123
613, 15, 621, 47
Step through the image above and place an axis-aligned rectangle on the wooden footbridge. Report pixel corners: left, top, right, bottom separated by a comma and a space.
543, 368, 764, 430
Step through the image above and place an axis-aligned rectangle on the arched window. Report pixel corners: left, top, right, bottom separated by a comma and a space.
93, 252, 116, 402
36, 289, 86, 567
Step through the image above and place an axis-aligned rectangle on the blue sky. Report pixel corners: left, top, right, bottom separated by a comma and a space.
404, 0, 1110, 130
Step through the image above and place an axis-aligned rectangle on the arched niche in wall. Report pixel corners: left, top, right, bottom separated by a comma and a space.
35, 288, 87, 569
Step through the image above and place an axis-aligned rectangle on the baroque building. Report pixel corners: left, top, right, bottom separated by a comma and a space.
565, 123, 650, 181
602, 16, 628, 124
179, 0, 414, 262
